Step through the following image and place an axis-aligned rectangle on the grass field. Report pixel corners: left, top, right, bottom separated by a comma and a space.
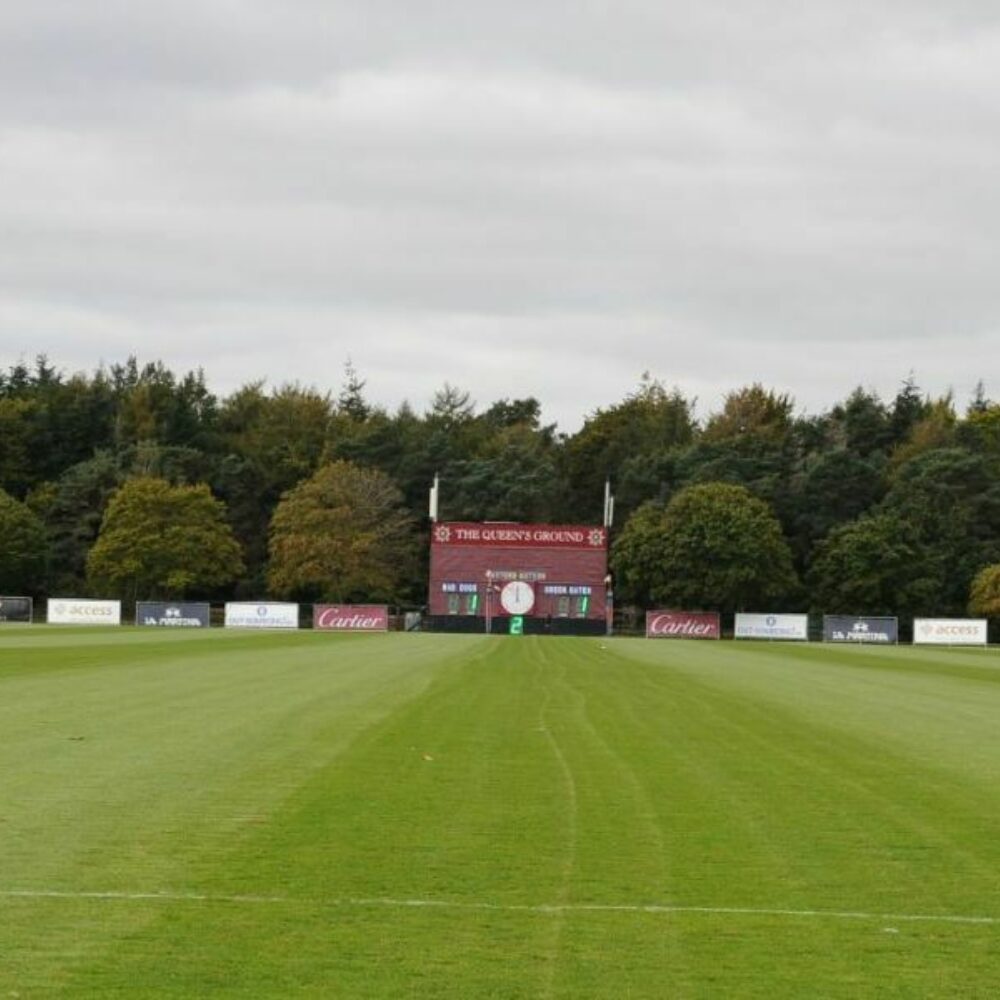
2, 628, 1000, 998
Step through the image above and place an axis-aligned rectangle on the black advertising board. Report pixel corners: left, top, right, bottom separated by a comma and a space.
823, 615, 897, 644
136, 602, 211, 627
0, 596, 32, 623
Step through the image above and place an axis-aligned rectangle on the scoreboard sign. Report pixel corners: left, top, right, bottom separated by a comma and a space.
432, 523, 607, 549
428, 520, 609, 623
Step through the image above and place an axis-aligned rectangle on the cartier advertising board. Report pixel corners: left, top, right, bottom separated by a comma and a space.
313, 605, 389, 631
646, 611, 721, 639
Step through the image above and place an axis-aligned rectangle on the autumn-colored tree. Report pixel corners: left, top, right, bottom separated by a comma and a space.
267, 460, 417, 602
86, 477, 243, 600
969, 565, 1000, 617
702, 384, 794, 443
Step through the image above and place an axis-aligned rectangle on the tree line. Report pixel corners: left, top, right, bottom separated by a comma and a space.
2, 355, 1000, 618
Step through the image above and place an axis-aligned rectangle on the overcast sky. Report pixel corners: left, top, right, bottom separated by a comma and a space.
2, 1, 999, 431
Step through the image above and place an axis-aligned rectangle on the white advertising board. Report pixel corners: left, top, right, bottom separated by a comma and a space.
913, 618, 987, 645
224, 602, 299, 629
48, 598, 122, 625
734, 613, 809, 641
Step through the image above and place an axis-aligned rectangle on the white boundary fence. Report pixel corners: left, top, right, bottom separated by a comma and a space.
1, 603, 997, 645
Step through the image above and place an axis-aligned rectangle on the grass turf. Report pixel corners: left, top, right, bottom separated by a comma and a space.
2, 628, 1000, 997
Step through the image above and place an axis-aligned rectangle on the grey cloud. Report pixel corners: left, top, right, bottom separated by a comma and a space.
3, 2, 1000, 430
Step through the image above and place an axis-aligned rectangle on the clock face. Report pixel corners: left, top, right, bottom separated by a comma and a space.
500, 580, 535, 615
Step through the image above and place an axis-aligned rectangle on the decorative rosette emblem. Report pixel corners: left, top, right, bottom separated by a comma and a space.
434, 525, 452, 543
588, 528, 606, 547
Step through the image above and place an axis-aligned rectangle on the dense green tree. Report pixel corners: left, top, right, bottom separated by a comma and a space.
806, 447, 1000, 617
0, 397, 36, 496
268, 461, 418, 602
615, 449, 682, 516
0, 488, 47, 593
218, 382, 332, 491
561, 375, 695, 521
676, 434, 794, 513
808, 513, 934, 615
479, 397, 547, 432
30, 452, 122, 593
342, 386, 488, 521
86, 477, 243, 601
105, 359, 216, 448
878, 447, 1000, 613
447, 424, 561, 522
888, 375, 930, 446
889, 396, 956, 469
214, 381, 334, 590
336, 359, 371, 422
828, 387, 892, 455
790, 450, 887, 554
701, 384, 794, 443
957, 403, 1000, 456
612, 483, 798, 612
121, 441, 213, 483
609, 502, 673, 607
30, 371, 118, 480
328, 405, 417, 491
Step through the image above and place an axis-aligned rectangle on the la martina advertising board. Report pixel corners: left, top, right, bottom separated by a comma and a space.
0, 596, 32, 623
823, 615, 897, 644
136, 602, 211, 627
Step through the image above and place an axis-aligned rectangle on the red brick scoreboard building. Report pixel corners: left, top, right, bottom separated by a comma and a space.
427, 521, 610, 634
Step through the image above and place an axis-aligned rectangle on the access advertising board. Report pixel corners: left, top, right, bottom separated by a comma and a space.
0, 596, 32, 623
734, 613, 808, 641
224, 602, 299, 629
823, 615, 897, 644
136, 602, 211, 627
913, 618, 987, 645
646, 611, 721, 639
313, 605, 389, 631
48, 599, 122, 625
